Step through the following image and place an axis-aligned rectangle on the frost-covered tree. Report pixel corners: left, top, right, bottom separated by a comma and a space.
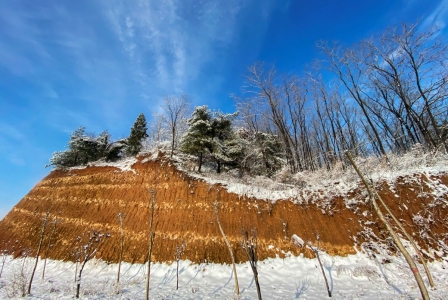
254, 131, 284, 174
126, 113, 149, 156
180, 106, 240, 173
104, 138, 127, 161
73, 230, 110, 298
48, 127, 125, 168
160, 94, 191, 158
180, 106, 213, 172
148, 114, 170, 147
48, 127, 89, 167
210, 111, 240, 173
236, 128, 284, 176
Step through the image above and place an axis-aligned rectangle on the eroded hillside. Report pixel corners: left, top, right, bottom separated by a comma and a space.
0, 153, 447, 264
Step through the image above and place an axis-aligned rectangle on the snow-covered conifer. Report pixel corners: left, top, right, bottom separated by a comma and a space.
180, 106, 241, 173
126, 113, 149, 156
210, 111, 240, 173
48, 127, 126, 168
180, 106, 214, 172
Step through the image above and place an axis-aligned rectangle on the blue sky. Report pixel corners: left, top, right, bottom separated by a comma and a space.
1, 0, 447, 220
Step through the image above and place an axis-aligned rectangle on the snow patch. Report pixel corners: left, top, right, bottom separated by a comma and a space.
68, 157, 138, 174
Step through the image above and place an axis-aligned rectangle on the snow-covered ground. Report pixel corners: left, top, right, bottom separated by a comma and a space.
174, 146, 448, 210
1, 251, 447, 299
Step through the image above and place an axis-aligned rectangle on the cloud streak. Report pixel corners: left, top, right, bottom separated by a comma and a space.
103, 0, 250, 98
420, 0, 448, 35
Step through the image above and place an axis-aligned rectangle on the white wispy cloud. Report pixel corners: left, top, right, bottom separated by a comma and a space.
8, 154, 26, 166
0, 2, 132, 130
0, 0, 277, 139
0, 122, 27, 166
102, 0, 255, 98
0, 122, 25, 142
420, 0, 448, 35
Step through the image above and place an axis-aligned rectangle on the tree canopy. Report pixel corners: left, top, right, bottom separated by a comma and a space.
48, 127, 126, 168
180, 106, 241, 173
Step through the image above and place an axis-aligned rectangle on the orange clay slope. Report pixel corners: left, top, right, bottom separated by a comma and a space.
0, 152, 447, 264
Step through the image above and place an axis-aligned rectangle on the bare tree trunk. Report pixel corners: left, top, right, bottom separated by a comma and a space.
0, 249, 7, 278
42, 216, 58, 280
75, 230, 109, 298
76, 256, 91, 298
253, 266, 262, 300
74, 259, 78, 283
372, 190, 435, 288
21, 251, 29, 297
198, 152, 203, 172
313, 244, 331, 297
146, 189, 156, 300
28, 211, 50, 295
320, 43, 387, 156
213, 202, 240, 296
241, 228, 262, 300
160, 94, 191, 158
117, 213, 124, 287
174, 242, 186, 290
345, 151, 430, 300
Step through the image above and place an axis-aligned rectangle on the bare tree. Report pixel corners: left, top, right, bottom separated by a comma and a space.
74, 230, 110, 298
318, 41, 387, 157
42, 215, 59, 280
146, 189, 156, 300
241, 227, 262, 300
20, 249, 31, 297
0, 246, 7, 278
371, 189, 435, 288
291, 234, 332, 297
245, 63, 300, 172
27, 211, 50, 296
117, 212, 125, 288
147, 113, 169, 148
345, 150, 430, 300
310, 238, 332, 297
213, 202, 240, 296
159, 94, 191, 158
319, 23, 448, 155
174, 241, 186, 290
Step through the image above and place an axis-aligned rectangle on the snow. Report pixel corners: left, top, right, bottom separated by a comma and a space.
1, 252, 447, 299
68, 157, 138, 174
173, 147, 448, 209
291, 234, 305, 248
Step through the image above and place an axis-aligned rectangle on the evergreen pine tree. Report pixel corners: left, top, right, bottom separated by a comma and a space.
126, 113, 149, 156
49, 127, 127, 168
180, 106, 241, 173
48, 127, 89, 167
68, 127, 89, 165
210, 111, 240, 173
180, 106, 213, 172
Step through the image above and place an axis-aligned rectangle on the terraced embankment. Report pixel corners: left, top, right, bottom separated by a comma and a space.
0, 153, 447, 264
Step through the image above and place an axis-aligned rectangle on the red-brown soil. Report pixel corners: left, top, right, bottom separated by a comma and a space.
0, 153, 447, 264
